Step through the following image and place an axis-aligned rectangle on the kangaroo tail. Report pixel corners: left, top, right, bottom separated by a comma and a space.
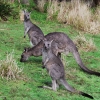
60, 79, 93, 99
72, 48, 100, 76
80, 92, 93, 99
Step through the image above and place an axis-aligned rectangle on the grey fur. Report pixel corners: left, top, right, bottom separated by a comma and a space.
23, 10, 44, 46
20, 32, 100, 76
41, 38, 93, 99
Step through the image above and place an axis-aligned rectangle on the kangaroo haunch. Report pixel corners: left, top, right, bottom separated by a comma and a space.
20, 32, 100, 76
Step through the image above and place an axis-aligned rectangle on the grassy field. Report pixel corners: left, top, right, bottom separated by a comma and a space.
0, 11, 100, 100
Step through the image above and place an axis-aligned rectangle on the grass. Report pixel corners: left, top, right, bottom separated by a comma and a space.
0, 10, 100, 100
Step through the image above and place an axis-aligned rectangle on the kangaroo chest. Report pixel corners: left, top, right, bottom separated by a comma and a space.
24, 21, 33, 33
42, 50, 49, 65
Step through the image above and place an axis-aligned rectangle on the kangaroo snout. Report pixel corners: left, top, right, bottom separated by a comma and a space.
20, 58, 26, 62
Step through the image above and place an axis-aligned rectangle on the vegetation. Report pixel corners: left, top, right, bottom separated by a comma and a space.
0, 1, 19, 21
46, 0, 100, 34
0, 1, 100, 100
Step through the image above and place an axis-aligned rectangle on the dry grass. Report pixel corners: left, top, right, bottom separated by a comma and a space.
96, 7, 100, 21
73, 34, 96, 52
0, 52, 23, 80
57, 0, 67, 22
94, 7, 100, 21
37, 0, 46, 12
47, 0, 100, 34
66, 1, 91, 31
47, 0, 59, 20
19, 10, 24, 21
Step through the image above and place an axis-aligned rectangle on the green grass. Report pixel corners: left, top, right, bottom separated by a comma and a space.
0, 10, 100, 100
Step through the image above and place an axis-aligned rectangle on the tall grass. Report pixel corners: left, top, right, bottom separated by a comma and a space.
57, 0, 68, 22
96, 7, 100, 21
37, 0, 46, 12
47, 0, 100, 34
47, 0, 59, 20
66, 0, 91, 31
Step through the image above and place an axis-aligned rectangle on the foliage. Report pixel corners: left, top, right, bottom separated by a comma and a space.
0, 1, 19, 21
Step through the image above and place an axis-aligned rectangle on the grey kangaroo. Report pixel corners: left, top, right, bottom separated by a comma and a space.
23, 10, 44, 46
20, 32, 100, 76
41, 38, 93, 99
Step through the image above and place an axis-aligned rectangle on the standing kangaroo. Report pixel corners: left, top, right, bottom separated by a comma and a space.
41, 38, 93, 99
23, 10, 44, 46
20, 32, 100, 76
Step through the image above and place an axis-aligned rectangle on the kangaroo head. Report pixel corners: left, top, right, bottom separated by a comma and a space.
23, 10, 31, 21
20, 47, 30, 62
43, 38, 53, 50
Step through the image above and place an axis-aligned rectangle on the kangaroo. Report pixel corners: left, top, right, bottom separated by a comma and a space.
41, 38, 93, 99
23, 10, 44, 46
20, 32, 100, 76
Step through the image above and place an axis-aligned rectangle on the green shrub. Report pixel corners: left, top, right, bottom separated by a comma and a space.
0, 1, 19, 21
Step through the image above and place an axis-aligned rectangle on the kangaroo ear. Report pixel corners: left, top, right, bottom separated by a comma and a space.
23, 9, 27, 13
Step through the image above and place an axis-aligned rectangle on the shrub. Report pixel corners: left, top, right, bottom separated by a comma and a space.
0, 1, 19, 21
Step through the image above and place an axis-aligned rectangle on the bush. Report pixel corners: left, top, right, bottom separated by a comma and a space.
0, 1, 19, 21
